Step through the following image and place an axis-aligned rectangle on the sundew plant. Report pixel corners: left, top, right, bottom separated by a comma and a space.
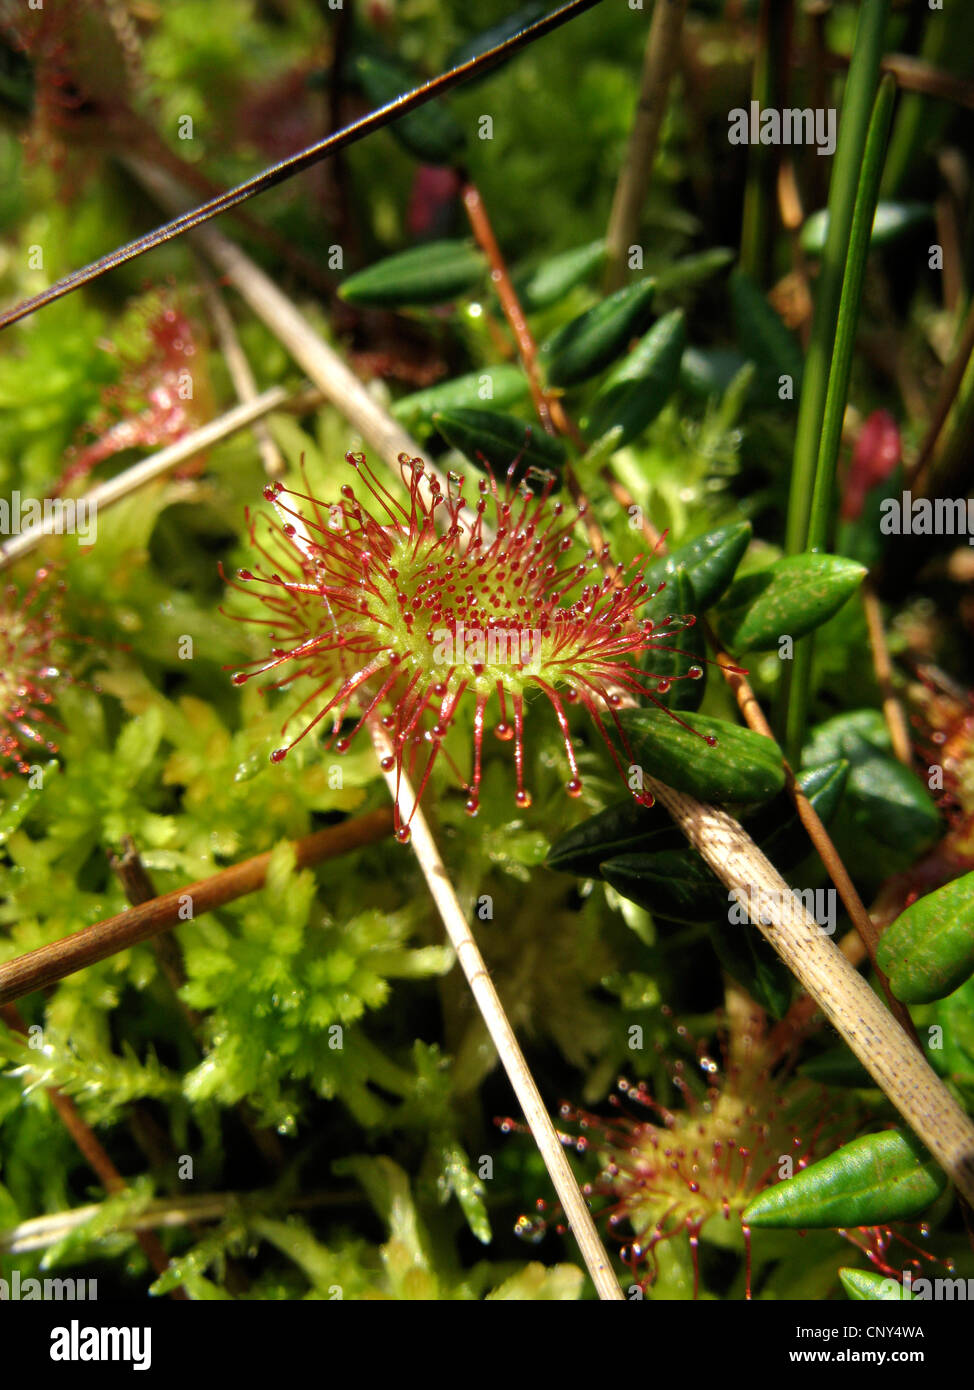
1, 0, 974, 1330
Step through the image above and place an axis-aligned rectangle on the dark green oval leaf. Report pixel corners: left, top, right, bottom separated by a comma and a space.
601, 849, 726, 925
546, 797, 683, 876
584, 309, 686, 449
643, 521, 752, 613
539, 278, 656, 387
642, 570, 706, 712
747, 759, 850, 872
715, 553, 866, 652
392, 366, 530, 434
742, 1129, 947, 1229
339, 240, 485, 308
730, 267, 803, 399
877, 870, 974, 1005
432, 407, 567, 477
354, 54, 466, 164
511, 240, 606, 312
617, 707, 786, 804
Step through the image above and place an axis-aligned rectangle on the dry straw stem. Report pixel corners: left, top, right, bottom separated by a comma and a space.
126, 158, 482, 534
604, 0, 689, 291
367, 719, 624, 1302
196, 265, 286, 479
0, 381, 317, 573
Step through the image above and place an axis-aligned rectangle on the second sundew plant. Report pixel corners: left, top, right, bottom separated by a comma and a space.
1, 0, 974, 1322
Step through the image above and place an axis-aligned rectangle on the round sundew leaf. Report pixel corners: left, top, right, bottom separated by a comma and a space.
584, 309, 687, 450
741, 1129, 948, 1229
839, 1269, 914, 1301
392, 366, 531, 434
353, 54, 466, 165
511, 239, 606, 312
714, 552, 867, 652
877, 870, 974, 1005
643, 521, 752, 612
431, 407, 567, 477
538, 277, 656, 387
617, 706, 786, 804
338, 240, 486, 308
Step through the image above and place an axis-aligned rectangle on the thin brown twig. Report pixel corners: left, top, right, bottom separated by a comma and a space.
905, 294, 974, 494
108, 837, 284, 1176
862, 578, 914, 765
816, 48, 974, 111
0, 809, 394, 1006
0, 1002, 185, 1296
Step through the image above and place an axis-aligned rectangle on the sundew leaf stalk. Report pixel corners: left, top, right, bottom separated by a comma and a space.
227, 451, 707, 839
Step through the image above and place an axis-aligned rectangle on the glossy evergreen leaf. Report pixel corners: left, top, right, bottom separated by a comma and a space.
641, 570, 706, 712
714, 553, 866, 652
643, 521, 752, 612
877, 871, 974, 1005
392, 366, 530, 433
840, 1268, 913, 1301
511, 239, 606, 312
584, 309, 686, 448
338, 240, 486, 307
538, 278, 656, 387
432, 407, 567, 476
742, 1129, 948, 1229
617, 707, 786, 803
801, 201, 933, 255
546, 797, 683, 876
804, 712, 942, 859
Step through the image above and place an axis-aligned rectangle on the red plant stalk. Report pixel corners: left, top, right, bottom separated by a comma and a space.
227, 452, 709, 840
